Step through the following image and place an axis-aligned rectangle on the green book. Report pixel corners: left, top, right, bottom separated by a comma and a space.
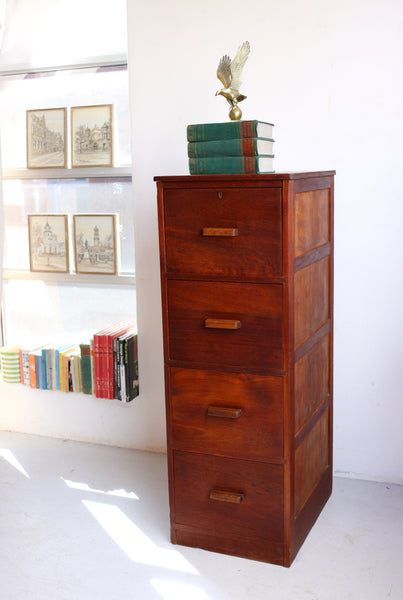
188, 155, 275, 175
79, 341, 92, 395
187, 120, 274, 142
188, 137, 275, 158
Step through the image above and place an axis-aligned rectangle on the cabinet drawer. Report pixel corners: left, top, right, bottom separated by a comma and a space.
169, 367, 283, 460
163, 187, 282, 279
173, 451, 284, 543
166, 280, 283, 372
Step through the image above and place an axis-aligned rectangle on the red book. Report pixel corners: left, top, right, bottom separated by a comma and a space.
93, 325, 116, 398
93, 321, 134, 398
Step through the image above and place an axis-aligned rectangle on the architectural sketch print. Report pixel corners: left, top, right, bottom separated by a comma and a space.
73, 214, 118, 274
27, 108, 67, 168
28, 214, 69, 272
71, 105, 113, 167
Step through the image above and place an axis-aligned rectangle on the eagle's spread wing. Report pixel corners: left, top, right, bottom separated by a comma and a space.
217, 54, 232, 88
230, 41, 250, 91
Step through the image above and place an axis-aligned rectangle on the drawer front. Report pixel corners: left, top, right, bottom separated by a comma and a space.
166, 280, 283, 372
173, 451, 284, 543
163, 187, 282, 279
169, 367, 283, 460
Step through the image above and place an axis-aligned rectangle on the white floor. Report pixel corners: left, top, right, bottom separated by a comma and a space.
0, 431, 402, 600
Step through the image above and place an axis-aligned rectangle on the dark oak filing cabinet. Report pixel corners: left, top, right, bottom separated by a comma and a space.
155, 172, 334, 567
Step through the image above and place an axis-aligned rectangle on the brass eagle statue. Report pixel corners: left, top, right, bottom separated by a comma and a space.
215, 41, 250, 121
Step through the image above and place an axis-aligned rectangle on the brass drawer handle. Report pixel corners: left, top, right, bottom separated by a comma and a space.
209, 490, 244, 504
202, 227, 239, 237
204, 318, 241, 330
207, 406, 242, 419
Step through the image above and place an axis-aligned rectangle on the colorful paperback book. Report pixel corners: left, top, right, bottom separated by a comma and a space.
119, 331, 139, 402
21, 343, 47, 386
115, 329, 136, 401
58, 345, 77, 391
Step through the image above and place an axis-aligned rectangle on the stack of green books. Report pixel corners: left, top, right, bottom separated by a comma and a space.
187, 120, 275, 174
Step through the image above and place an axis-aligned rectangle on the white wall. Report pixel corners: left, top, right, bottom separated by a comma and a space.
127, 0, 403, 483
1, 0, 402, 483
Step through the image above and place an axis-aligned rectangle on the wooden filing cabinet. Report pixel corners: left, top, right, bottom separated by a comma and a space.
155, 172, 334, 567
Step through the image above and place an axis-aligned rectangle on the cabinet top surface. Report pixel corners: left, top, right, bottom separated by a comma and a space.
154, 171, 335, 184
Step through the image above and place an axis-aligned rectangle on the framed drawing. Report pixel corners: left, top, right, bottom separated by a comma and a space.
73, 214, 119, 274
71, 104, 114, 167
28, 214, 69, 273
26, 108, 67, 168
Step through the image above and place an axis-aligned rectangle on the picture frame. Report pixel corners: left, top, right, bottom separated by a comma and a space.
71, 104, 114, 168
28, 214, 69, 273
73, 214, 119, 275
26, 108, 67, 168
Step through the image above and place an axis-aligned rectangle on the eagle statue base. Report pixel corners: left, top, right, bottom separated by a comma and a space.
229, 105, 242, 121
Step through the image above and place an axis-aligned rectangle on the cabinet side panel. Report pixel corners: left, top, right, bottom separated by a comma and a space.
295, 189, 330, 256
294, 257, 330, 347
294, 409, 330, 515
294, 335, 330, 433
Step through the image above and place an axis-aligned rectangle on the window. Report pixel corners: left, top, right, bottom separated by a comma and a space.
0, 65, 136, 346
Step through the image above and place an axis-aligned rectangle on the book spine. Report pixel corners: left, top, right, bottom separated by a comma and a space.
29, 354, 36, 388
188, 137, 275, 158
19, 349, 24, 384
55, 350, 60, 390
93, 333, 102, 398
35, 355, 41, 388
22, 350, 31, 386
90, 339, 94, 395
46, 348, 53, 390
71, 356, 76, 392
128, 336, 139, 401
113, 337, 120, 399
187, 121, 243, 142
80, 344, 92, 395
40, 350, 47, 389
188, 138, 243, 158
123, 337, 130, 403
120, 337, 127, 402
188, 156, 258, 175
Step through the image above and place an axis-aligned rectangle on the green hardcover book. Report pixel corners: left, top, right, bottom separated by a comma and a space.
188, 155, 275, 175
187, 137, 275, 158
187, 120, 274, 142
79, 341, 92, 395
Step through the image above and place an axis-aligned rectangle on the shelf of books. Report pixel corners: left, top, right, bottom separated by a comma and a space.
0, 321, 139, 402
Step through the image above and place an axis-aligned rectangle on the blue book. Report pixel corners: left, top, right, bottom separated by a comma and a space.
40, 345, 52, 389
38, 353, 45, 389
